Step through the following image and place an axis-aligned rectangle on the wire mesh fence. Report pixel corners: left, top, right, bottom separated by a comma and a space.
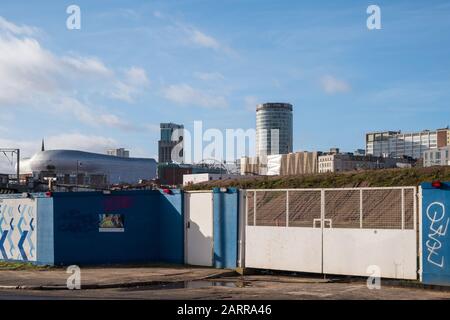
404, 188, 415, 230
288, 190, 322, 227
246, 187, 416, 230
362, 189, 402, 229
255, 191, 287, 227
324, 190, 360, 228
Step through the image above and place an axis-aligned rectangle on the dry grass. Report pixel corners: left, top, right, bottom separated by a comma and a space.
184, 166, 450, 190
0, 261, 53, 270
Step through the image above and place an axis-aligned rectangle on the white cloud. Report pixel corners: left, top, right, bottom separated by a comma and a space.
190, 29, 221, 50
0, 16, 39, 36
320, 75, 351, 94
150, 12, 236, 56
184, 26, 236, 56
97, 8, 140, 20
163, 18, 236, 56
0, 16, 149, 131
111, 67, 150, 103
46, 133, 117, 153
62, 55, 113, 77
0, 139, 36, 173
162, 83, 228, 109
125, 67, 149, 85
55, 97, 146, 132
194, 71, 225, 81
0, 35, 61, 105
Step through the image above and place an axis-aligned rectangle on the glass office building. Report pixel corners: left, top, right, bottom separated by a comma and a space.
158, 123, 184, 163
256, 103, 293, 157
365, 128, 449, 159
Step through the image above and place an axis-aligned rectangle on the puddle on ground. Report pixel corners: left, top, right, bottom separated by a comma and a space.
120, 280, 251, 291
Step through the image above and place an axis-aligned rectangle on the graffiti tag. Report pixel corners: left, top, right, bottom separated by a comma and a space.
426, 202, 449, 268
104, 196, 133, 211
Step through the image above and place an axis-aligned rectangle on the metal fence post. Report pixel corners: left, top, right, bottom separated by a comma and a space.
245, 190, 249, 226
286, 190, 289, 227
418, 186, 422, 281
321, 189, 325, 227
360, 189, 363, 229
413, 187, 417, 231
238, 190, 246, 268
401, 188, 405, 230
253, 190, 257, 226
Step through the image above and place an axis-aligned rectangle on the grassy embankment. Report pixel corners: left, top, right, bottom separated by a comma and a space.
184, 166, 450, 190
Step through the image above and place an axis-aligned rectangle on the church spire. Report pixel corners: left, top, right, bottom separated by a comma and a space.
41, 139, 45, 152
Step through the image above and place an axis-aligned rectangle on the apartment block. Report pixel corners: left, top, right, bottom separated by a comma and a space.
423, 146, 450, 167
318, 152, 414, 173
366, 128, 450, 159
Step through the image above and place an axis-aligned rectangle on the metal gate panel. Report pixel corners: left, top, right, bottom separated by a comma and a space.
322, 187, 417, 279
245, 226, 322, 273
184, 192, 214, 267
323, 229, 417, 279
244, 190, 323, 273
243, 187, 418, 280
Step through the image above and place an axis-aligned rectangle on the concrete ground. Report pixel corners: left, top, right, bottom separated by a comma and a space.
0, 266, 449, 300
0, 265, 230, 289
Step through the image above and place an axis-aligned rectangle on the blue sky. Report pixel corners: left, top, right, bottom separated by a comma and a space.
0, 0, 449, 170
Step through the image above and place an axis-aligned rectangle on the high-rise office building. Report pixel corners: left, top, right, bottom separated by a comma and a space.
365, 128, 450, 159
256, 103, 293, 157
158, 123, 184, 163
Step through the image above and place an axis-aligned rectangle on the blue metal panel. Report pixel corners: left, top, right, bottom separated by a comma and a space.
52, 190, 161, 265
36, 197, 54, 265
213, 188, 239, 269
2, 189, 185, 266
421, 182, 450, 286
158, 189, 184, 264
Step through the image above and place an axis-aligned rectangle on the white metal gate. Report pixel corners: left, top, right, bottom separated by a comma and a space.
184, 191, 214, 267
244, 187, 418, 280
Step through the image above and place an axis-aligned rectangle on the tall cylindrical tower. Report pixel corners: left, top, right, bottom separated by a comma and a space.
256, 103, 293, 157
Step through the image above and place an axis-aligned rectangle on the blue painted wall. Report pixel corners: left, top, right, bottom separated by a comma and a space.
421, 182, 450, 286
51, 190, 183, 266
1, 188, 240, 269
36, 197, 54, 265
213, 188, 239, 269
158, 189, 184, 264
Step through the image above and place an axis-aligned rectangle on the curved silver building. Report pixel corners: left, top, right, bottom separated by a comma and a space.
256, 103, 293, 156
21, 150, 157, 185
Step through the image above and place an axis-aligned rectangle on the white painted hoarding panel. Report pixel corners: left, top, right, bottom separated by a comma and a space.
323, 229, 417, 279
185, 192, 214, 267
245, 226, 322, 273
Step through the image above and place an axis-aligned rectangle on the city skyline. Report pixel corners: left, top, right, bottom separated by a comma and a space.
1, 0, 450, 172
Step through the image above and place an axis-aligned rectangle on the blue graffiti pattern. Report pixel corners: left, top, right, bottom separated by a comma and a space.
0, 200, 37, 261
